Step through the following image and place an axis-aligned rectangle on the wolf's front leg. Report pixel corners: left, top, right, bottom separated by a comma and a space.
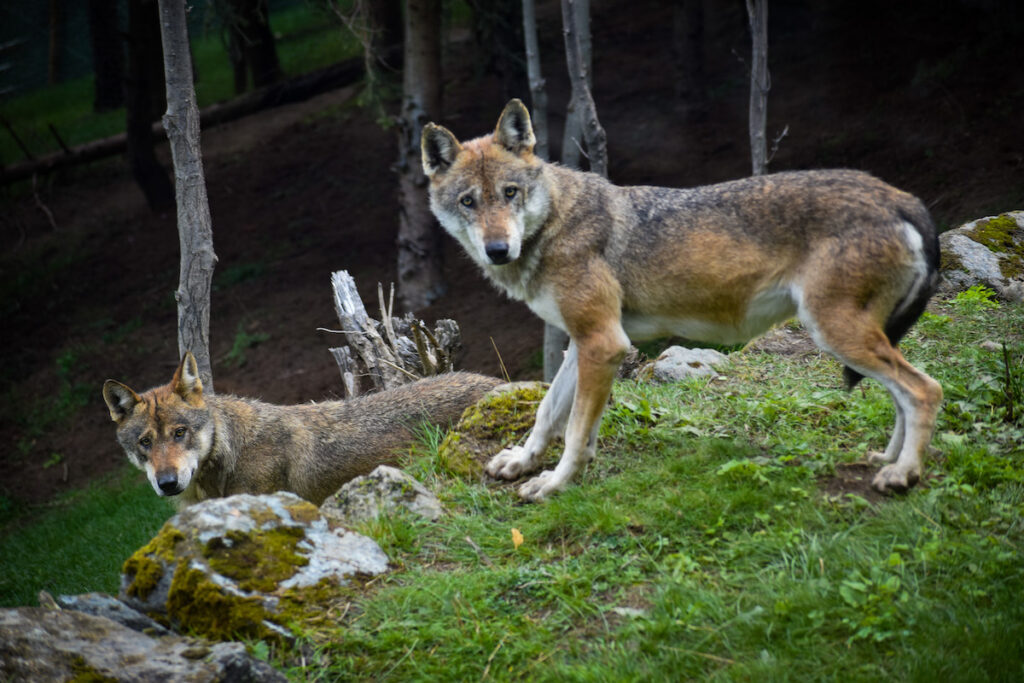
486, 343, 578, 480
516, 326, 628, 502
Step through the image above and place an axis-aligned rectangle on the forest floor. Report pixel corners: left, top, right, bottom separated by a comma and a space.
1, 0, 1022, 508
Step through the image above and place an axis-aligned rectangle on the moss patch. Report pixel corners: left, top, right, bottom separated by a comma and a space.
203, 526, 308, 593
967, 213, 1024, 278
121, 524, 185, 601
167, 564, 281, 643
437, 384, 555, 477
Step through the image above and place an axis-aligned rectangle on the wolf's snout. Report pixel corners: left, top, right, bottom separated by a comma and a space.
485, 241, 511, 265
156, 470, 182, 495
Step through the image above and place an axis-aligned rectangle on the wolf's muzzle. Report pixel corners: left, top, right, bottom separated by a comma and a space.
485, 241, 511, 265
156, 470, 182, 495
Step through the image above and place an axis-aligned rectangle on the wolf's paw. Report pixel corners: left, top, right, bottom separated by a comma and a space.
485, 446, 538, 480
867, 449, 898, 465
871, 464, 920, 494
517, 470, 566, 503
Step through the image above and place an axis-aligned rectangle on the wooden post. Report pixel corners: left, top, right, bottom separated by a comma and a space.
157, 0, 218, 391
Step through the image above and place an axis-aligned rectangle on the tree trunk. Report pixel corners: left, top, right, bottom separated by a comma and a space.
522, 0, 565, 381
157, 0, 219, 392
561, 0, 606, 178
237, 0, 283, 89
88, 0, 125, 111
126, 0, 174, 212
559, 0, 590, 169
396, 0, 444, 313
521, 0, 549, 161
745, 0, 769, 176
672, 0, 705, 119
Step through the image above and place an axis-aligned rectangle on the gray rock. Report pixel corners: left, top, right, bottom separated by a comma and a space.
119, 492, 389, 642
321, 465, 444, 524
939, 212, 1024, 301
53, 591, 170, 635
640, 346, 729, 383
0, 607, 285, 682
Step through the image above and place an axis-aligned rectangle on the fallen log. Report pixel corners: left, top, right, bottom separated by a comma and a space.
1, 47, 399, 186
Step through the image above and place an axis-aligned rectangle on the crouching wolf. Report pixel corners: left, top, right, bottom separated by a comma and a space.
421, 98, 943, 502
103, 353, 501, 507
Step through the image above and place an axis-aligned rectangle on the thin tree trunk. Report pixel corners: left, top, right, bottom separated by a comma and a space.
673, 0, 705, 119
523, 0, 565, 380
521, 0, 549, 160
157, 0, 218, 391
559, 0, 590, 169
745, 0, 769, 176
397, 0, 444, 312
561, 0, 606, 178
88, 0, 125, 111
126, 0, 174, 212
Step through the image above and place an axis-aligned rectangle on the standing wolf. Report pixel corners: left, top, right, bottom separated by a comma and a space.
104, 353, 500, 507
421, 98, 942, 502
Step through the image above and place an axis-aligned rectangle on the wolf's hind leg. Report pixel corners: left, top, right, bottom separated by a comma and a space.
486, 342, 578, 480
868, 388, 905, 465
804, 306, 941, 493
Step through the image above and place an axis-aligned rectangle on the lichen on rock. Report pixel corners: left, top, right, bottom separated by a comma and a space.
437, 382, 554, 477
939, 211, 1024, 301
119, 492, 389, 643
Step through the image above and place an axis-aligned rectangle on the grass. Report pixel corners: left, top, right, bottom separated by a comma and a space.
0, 468, 175, 607
0, 2, 359, 166
1, 293, 1022, 681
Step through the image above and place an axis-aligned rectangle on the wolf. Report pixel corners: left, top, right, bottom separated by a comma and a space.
421, 98, 943, 502
103, 352, 501, 507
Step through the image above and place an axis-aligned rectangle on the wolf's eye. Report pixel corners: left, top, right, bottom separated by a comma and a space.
504, 186, 518, 199
174, 427, 187, 440
139, 436, 152, 449
460, 195, 475, 208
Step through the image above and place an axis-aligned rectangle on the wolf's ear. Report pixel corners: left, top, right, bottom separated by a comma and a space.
171, 351, 204, 399
103, 380, 141, 423
494, 99, 536, 156
421, 123, 461, 177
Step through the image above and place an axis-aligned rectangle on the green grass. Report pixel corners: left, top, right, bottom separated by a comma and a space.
0, 3, 359, 166
0, 468, 175, 607
280, 294, 1023, 680
2, 294, 1022, 681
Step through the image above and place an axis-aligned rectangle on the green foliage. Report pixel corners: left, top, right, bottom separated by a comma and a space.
950, 284, 1000, 313
222, 321, 270, 368
0, 469, 174, 607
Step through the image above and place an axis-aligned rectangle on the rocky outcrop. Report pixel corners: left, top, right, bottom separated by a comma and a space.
939, 211, 1024, 301
0, 607, 285, 682
119, 492, 389, 642
321, 465, 444, 524
637, 346, 730, 383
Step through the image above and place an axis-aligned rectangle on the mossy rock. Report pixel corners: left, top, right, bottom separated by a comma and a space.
119, 493, 389, 644
438, 382, 559, 477
966, 213, 1024, 279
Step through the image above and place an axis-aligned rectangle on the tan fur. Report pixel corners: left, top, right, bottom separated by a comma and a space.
104, 353, 501, 507
422, 99, 943, 501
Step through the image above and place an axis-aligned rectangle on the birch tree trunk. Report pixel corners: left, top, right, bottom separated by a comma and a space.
521, 0, 549, 160
561, 0, 606, 178
745, 0, 769, 176
521, 0, 565, 381
559, 0, 590, 170
157, 0, 218, 391
397, 0, 445, 312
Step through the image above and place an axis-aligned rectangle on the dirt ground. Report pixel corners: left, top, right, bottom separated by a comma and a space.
2, 1, 1022, 507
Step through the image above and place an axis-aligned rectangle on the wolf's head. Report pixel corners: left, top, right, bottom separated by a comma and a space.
103, 352, 214, 499
421, 99, 551, 267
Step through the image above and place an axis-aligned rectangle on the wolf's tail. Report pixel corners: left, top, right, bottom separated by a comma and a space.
843, 204, 941, 390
